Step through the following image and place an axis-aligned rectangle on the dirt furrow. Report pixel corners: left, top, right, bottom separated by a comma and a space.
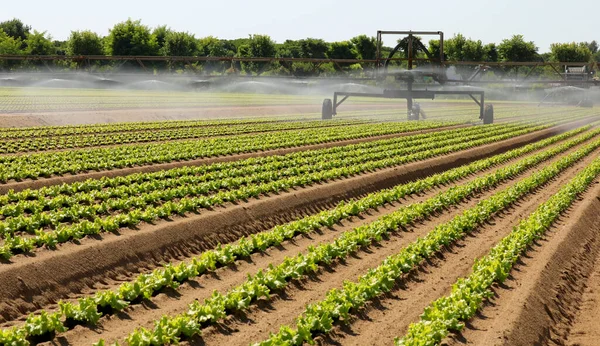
179, 145, 600, 346
24, 128, 595, 345
0, 121, 581, 321
441, 180, 600, 346
291, 146, 600, 346
567, 234, 600, 346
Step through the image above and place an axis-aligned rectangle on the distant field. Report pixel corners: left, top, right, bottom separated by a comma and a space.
0, 86, 577, 128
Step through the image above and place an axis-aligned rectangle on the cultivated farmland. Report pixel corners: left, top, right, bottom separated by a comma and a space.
0, 90, 599, 346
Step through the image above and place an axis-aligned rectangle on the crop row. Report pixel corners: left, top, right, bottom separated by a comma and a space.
1, 107, 594, 183
0, 119, 376, 153
396, 155, 600, 346
253, 131, 600, 346
0, 123, 529, 204
6, 105, 587, 153
0, 122, 592, 345
0, 120, 458, 183
0, 124, 542, 257
0, 124, 527, 221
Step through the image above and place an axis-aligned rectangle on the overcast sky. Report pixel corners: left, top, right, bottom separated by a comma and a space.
3, 0, 598, 52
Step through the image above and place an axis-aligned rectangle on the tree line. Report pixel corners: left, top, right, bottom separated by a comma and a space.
0, 18, 598, 75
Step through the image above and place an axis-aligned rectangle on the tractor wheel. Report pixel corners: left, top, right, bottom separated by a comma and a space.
483, 104, 494, 124
322, 99, 333, 120
408, 105, 420, 121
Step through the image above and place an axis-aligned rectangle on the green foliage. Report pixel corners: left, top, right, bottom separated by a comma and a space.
24, 30, 54, 55
152, 25, 171, 51
237, 34, 276, 74
445, 34, 482, 61
549, 42, 592, 62
583, 40, 598, 54
328, 41, 357, 70
350, 34, 377, 60
197, 36, 231, 73
259, 128, 600, 346
2, 123, 596, 345
161, 31, 197, 57
498, 34, 538, 62
0, 29, 24, 69
276, 38, 328, 75
66, 30, 103, 56
398, 152, 600, 346
0, 18, 30, 47
484, 43, 498, 62
104, 19, 158, 56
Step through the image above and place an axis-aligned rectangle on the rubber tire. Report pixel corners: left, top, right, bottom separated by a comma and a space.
322, 99, 333, 120
483, 104, 494, 124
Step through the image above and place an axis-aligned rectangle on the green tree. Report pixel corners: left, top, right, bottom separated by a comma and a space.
0, 18, 30, 49
25, 30, 54, 55
197, 36, 230, 73
298, 38, 328, 58
350, 35, 377, 60
0, 29, 24, 69
497, 35, 538, 62
161, 31, 197, 56
153, 25, 171, 52
583, 40, 598, 54
66, 30, 103, 55
104, 19, 158, 56
483, 43, 498, 62
444, 34, 487, 61
237, 34, 275, 74
428, 39, 444, 61
276, 38, 328, 76
328, 41, 357, 71
549, 42, 592, 62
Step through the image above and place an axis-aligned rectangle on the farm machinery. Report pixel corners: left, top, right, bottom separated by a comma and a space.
321, 30, 494, 123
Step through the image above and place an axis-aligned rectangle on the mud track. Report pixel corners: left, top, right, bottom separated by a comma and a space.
30, 119, 600, 345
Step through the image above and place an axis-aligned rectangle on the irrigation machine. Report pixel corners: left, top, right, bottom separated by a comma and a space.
321, 30, 494, 123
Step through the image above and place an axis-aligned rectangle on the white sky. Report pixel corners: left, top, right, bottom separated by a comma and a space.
3, 0, 598, 52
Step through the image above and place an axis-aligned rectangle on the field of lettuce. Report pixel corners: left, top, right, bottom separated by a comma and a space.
0, 98, 600, 346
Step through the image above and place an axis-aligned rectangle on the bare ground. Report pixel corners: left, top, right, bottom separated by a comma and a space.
9, 127, 597, 345
0, 121, 578, 323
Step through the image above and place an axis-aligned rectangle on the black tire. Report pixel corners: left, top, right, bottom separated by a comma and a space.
322, 99, 333, 120
483, 104, 494, 124
408, 105, 420, 121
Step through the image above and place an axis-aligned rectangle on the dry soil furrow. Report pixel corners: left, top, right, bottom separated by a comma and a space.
32, 133, 594, 345
181, 145, 600, 346
4, 123, 593, 326
566, 232, 600, 346
281, 146, 600, 346
440, 180, 600, 346
1, 121, 579, 321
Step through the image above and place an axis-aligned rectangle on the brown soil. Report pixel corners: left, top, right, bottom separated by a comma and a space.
0, 123, 467, 194
36, 126, 600, 346
0, 120, 580, 322
440, 181, 600, 346
566, 231, 600, 346
310, 144, 600, 346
